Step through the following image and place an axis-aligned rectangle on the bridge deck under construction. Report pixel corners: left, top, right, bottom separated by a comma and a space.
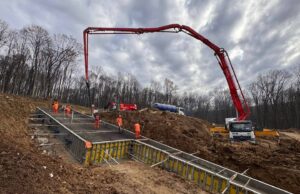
34, 107, 291, 194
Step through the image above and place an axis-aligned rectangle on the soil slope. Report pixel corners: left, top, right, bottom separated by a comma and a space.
99, 109, 300, 193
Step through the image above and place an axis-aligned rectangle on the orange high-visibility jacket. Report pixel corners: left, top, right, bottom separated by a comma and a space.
117, 117, 123, 126
53, 102, 59, 110
66, 107, 70, 113
134, 123, 141, 132
65, 105, 71, 112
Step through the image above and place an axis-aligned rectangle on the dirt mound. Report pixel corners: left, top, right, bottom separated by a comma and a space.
100, 109, 212, 152
100, 109, 300, 193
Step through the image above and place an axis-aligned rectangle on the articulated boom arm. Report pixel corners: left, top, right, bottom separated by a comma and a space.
83, 24, 250, 120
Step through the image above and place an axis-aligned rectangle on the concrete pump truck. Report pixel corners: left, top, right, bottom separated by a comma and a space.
83, 24, 255, 142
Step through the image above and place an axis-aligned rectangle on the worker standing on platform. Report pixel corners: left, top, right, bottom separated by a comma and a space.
52, 99, 59, 113
116, 115, 123, 133
134, 122, 141, 139
93, 109, 100, 129
65, 104, 71, 117
91, 104, 95, 116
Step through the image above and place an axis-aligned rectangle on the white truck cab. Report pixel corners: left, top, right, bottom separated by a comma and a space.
178, 107, 185, 115
226, 118, 255, 142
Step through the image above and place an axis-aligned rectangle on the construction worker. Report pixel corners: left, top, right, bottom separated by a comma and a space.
52, 99, 59, 113
134, 122, 141, 139
65, 104, 71, 117
116, 115, 123, 133
94, 112, 100, 129
91, 104, 95, 116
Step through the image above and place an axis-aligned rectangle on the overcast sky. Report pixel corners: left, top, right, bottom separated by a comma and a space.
0, 0, 299, 94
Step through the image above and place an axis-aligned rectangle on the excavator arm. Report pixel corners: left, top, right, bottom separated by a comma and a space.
83, 24, 250, 120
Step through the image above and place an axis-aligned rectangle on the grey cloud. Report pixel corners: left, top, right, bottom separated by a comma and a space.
1, 0, 299, 94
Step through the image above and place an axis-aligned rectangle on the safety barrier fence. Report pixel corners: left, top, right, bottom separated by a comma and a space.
36, 107, 292, 194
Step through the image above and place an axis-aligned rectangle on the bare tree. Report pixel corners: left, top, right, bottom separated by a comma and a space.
20, 25, 51, 96
0, 19, 8, 48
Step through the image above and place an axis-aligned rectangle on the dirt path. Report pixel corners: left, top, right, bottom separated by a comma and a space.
281, 132, 300, 141
95, 161, 207, 194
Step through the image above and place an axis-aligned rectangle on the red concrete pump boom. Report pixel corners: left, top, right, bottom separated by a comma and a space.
83, 24, 250, 121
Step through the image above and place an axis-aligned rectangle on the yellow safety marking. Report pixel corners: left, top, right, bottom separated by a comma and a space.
156, 151, 160, 163
160, 151, 164, 162
109, 143, 113, 159
122, 141, 126, 159
143, 146, 148, 163
212, 177, 218, 192
153, 149, 157, 164
147, 147, 152, 164
100, 143, 105, 162
112, 142, 117, 158
124, 141, 128, 158
105, 143, 110, 160
221, 180, 227, 192
193, 169, 199, 184
178, 161, 183, 174
229, 185, 236, 194
111, 142, 115, 159
173, 159, 178, 172
115, 142, 119, 159
118, 142, 122, 158
120, 142, 124, 158
182, 163, 187, 176
117, 142, 121, 159
134, 143, 138, 158
151, 148, 156, 164
91, 144, 96, 162
84, 148, 92, 166
148, 147, 152, 164
95, 144, 101, 163
205, 174, 211, 190
139, 144, 143, 160
188, 165, 193, 180
169, 159, 174, 171
199, 171, 204, 185
152, 149, 156, 164
125, 142, 129, 158
143, 145, 147, 162
161, 153, 167, 167
99, 144, 104, 163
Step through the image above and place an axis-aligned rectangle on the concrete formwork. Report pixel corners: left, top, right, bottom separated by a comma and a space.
35, 107, 292, 194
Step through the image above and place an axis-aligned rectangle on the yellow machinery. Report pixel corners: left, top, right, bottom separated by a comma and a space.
210, 127, 280, 138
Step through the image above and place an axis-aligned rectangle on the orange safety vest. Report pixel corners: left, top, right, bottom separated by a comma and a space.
53, 102, 59, 110
65, 105, 71, 113
94, 115, 100, 128
134, 123, 141, 132
117, 117, 123, 126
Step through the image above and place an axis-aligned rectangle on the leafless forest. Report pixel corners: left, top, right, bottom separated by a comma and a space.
0, 20, 299, 129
